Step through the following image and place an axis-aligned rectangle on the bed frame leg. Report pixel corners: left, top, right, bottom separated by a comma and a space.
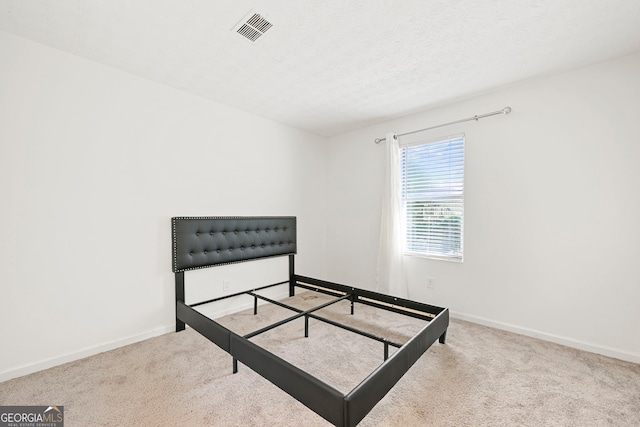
439, 329, 447, 344
304, 315, 309, 338
175, 272, 185, 332
254, 295, 258, 315
233, 358, 238, 374
289, 255, 295, 297
176, 318, 185, 333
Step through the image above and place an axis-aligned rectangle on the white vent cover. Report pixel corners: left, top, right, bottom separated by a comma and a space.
233, 12, 273, 42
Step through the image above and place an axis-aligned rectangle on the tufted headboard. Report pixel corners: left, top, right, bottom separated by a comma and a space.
172, 216, 297, 273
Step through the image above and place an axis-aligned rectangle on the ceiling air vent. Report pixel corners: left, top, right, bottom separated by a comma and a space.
233, 12, 273, 43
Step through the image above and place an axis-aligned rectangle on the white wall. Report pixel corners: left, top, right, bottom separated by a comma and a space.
2, 29, 638, 383
326, 52, 640, 363
0, 31, 327, 380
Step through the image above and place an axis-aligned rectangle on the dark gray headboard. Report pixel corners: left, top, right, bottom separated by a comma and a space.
172, 216, 296, 273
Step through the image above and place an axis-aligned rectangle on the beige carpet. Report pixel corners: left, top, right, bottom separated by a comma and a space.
1, 291, 639, 426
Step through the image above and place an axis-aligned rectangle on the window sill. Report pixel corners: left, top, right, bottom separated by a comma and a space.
403, 251, 463, 263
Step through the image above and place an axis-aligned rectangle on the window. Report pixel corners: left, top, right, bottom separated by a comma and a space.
400, 134, 464, 261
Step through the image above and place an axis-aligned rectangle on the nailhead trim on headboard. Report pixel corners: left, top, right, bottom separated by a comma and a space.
172, 216, 297, 272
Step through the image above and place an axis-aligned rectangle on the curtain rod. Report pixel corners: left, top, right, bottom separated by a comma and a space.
374, 106, 512, 144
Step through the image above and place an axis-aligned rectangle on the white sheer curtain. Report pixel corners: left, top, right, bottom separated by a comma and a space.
376, 132, 408, 298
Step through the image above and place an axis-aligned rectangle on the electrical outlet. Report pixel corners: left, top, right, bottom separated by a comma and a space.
426, 277, 435, 290
222, 280, 230, 292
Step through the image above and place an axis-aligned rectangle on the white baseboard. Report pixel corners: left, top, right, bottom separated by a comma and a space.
0, 325, 175, 383
450, 310, 640, 365
0, 290, 291, 383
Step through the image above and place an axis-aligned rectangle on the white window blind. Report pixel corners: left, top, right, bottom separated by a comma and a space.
400, 134, 464, 261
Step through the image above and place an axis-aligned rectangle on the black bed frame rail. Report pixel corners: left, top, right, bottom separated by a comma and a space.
294, 274, 446, 322
174, 268, 448, 427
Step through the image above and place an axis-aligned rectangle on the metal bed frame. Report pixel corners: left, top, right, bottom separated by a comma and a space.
172, 216, 449, 427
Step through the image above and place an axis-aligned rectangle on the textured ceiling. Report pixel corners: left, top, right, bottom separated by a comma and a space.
2, 1, 640, 137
